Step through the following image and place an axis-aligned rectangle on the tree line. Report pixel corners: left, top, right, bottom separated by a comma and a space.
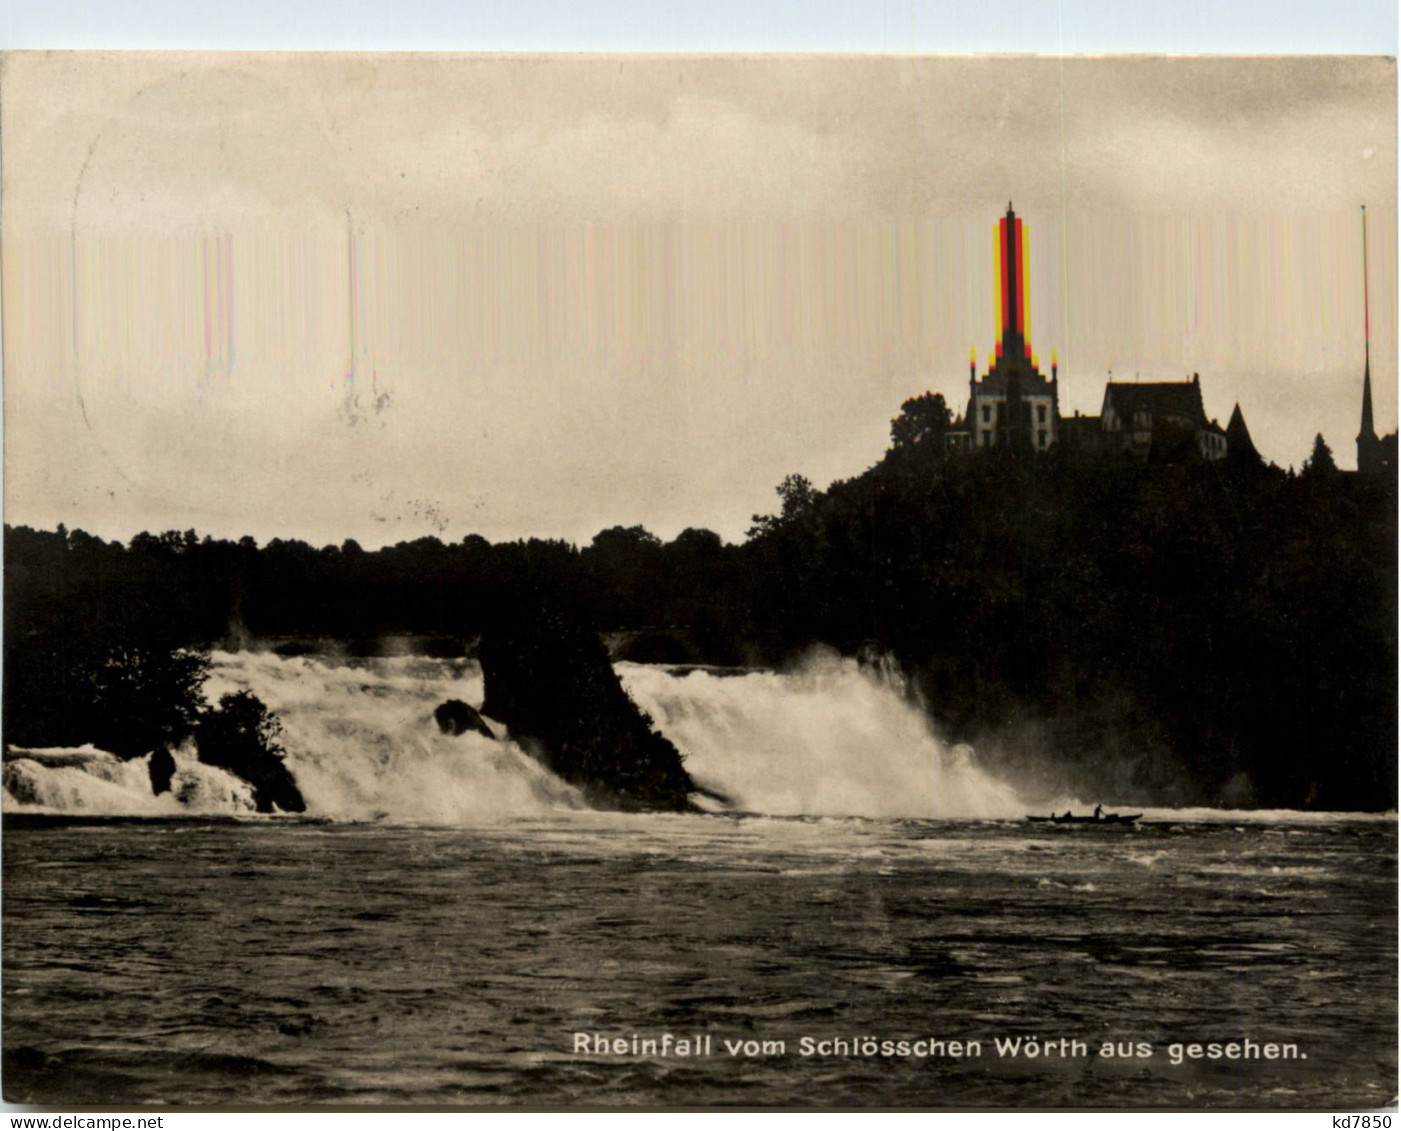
5, 392, 1395, 810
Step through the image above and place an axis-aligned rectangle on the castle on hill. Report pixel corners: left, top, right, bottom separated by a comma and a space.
945, 204, 1247, 465
944, 204, 1061, 456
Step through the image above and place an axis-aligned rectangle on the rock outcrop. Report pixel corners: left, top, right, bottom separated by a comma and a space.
433, 699, 495, 739
148, 746, 177, 795
194, 691, 306, 814
479, 605, 695, 811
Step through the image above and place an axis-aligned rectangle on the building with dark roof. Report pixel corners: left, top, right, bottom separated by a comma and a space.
942, 204, 1243, 466
1100, 375, 1228, 462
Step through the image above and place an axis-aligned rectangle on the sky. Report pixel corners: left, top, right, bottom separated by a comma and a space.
2, 49, 1396, 548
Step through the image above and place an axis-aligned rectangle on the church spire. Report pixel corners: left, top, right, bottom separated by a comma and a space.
1361, 363, 1376, 439
1358, 206, 1380, 471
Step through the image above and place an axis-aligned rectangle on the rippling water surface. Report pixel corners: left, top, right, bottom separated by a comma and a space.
3, 814, 1394, 1107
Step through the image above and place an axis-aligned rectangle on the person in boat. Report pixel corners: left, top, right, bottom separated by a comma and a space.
1094, 804, 1103, 820
1062, 810, 1073, 820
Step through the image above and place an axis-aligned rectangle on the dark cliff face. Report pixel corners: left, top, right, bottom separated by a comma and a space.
479, 605, 695, 812
194, 691, 306, 814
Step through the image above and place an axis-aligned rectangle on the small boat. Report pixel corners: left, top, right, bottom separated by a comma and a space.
1026, 812, 1142, 825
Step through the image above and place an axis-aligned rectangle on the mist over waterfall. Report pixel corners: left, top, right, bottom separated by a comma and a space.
4, 651, 1022, 821
2, 746, 257, 816
200, 653, 583, 822
620, 653, 1023, 819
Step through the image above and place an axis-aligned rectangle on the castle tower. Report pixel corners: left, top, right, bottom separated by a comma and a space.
995, 202, 1030, 364
964, 204, 1058, 453
1227, 403, 1260, 465
1357, 205, 1383, 474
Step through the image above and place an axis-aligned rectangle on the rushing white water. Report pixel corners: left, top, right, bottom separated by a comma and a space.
1, 649, 1022, 821
200, 652, 583, 822
619, 654, 1023, 818
3, 745, 256, 815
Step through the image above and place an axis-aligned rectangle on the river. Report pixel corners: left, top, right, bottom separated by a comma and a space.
3, 653, 1394, 1107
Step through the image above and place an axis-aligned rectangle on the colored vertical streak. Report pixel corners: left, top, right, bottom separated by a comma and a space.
1017, 218, 1030, 355
994, 220, 1005, 342
1014, 218, 1022, 337
1003, 217, 1014, 336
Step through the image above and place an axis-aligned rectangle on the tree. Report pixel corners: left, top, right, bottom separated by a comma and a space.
83, 645, 210, 758
589, 525, 662, 554
668, 527, 724, 555
1301, 433, 1339, 477
582, 527, 664, 628
890, 392, 953, 451
747, 474, 819, 538
194, 690, 305, 812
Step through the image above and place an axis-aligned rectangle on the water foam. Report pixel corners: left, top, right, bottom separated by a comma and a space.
5, 650, 1026, 822
201, 652, 582, 822
619, 651, 1024, 819
4, 745, 256, 815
